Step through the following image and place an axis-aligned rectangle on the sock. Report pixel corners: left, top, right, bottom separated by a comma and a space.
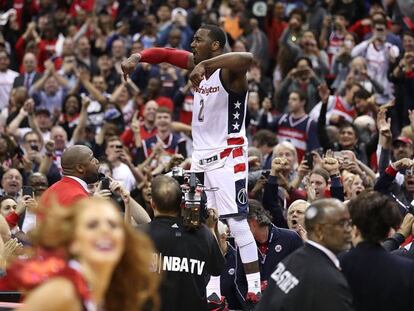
206, 275, 222, 298
246, 272, 261, 294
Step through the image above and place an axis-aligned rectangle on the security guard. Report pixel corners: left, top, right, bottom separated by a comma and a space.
145, 175, 225, 311
256, 198, 354, 311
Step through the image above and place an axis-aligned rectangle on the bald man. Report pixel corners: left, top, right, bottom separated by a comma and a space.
40, 145, 99, 207
13, 52, 42, 89
120, 100, 159, 150
256, 199, 354, 311
1, 169, 23, 199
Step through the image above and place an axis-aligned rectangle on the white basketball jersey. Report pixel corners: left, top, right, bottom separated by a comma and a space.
191, 69, 248, 171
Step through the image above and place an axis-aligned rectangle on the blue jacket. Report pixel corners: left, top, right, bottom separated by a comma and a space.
258, 224, 303, 282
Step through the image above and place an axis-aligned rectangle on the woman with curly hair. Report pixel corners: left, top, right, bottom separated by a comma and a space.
6, 197, 159, 311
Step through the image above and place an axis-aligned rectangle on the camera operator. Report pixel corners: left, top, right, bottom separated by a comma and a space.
145, 175, 224, 311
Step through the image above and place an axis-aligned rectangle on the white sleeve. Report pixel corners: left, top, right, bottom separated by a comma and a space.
351, 40, 370, 58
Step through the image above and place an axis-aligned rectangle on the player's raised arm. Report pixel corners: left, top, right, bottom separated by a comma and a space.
199, 52, 253, 75
121, 48, 194, 81
189, 52, 253, 90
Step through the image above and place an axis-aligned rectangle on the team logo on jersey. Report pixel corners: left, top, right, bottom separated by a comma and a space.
228, 268, 235, 275
237, 188, 247, 205
275, 245, 283, 253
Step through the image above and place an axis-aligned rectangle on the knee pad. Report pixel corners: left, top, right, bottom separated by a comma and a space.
227, 217, 258, 263
227, 217, 255, 248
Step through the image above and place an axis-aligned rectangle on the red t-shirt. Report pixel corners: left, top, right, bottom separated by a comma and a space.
120, 124, 157, 150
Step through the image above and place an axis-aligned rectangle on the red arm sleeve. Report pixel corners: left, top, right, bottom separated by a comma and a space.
139, 48, 192, 70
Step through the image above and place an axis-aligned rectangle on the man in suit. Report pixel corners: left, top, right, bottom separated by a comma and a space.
12, 52, 42, 89
340, 191, 414, 311
256, 198, 354, 311
40, 145, 100, 207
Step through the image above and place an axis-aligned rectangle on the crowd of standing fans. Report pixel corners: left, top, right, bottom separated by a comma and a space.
1, 0, 414, 310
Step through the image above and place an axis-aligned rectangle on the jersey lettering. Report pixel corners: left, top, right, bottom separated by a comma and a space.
152, 253, 206, 275
271, 262, 299, 294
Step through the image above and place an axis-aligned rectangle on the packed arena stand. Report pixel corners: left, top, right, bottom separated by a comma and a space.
0, 0, 414, 310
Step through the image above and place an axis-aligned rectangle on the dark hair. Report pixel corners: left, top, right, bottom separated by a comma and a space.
353, 88, 371, 100
372, 15, 387, 26
288, 8, 306, 23
403, 30, 414, 40
0, 195, 16, 206
295, 56, 313, 69
290, 89, 308, 106
62, 94, 81, 116
348, 191, 401, 242
199, 24, 227, 48
247, 199, 273, 226
23, 131, 41, 144
305, 198, 343, 233
311, 168, 330, 183
339, 121, 359, 140
151, 175, 182, 213
105, 136, 123, 149
252, 130, 278, 148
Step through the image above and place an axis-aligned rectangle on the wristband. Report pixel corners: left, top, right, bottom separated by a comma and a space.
385, 164, 398, 176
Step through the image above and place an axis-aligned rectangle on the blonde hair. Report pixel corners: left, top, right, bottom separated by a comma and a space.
288, 199, 310, 212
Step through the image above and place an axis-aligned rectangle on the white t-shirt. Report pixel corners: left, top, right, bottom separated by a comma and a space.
0, 69, 19, 109
112, 162, 136, 192
22, 209, 36, 234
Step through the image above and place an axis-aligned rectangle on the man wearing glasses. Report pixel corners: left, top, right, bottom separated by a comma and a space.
256, 198, 354, 311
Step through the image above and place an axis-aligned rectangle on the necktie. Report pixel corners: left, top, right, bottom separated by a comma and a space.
25, 73, 31, 89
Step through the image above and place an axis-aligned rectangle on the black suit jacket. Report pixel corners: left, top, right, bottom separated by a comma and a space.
12, 72, 42, 88
340, 242, 414, 311
257, 243, 354, 311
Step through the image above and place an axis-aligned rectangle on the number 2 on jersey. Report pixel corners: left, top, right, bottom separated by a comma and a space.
198, 99, 205, 122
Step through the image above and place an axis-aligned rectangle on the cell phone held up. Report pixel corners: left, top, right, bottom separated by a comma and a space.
22, 186, 33, 197
100, 177, 111, 191
304, 152, 313, 170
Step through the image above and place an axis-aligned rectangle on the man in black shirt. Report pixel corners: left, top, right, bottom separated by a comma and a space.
146, 175, 225, 311
256, 198, 354, 311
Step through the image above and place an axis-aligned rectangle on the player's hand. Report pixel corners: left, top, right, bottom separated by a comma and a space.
121, 54, 141, 81
189, 63, 206, 87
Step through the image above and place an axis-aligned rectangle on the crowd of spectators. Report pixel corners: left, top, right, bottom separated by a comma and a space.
1, 0, 414, 310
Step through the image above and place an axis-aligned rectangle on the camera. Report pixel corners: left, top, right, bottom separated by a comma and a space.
98, 174, 125, 212
171, 167, 208, 230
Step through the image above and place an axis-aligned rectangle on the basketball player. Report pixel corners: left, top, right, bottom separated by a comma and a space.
122, 24, 261, 306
